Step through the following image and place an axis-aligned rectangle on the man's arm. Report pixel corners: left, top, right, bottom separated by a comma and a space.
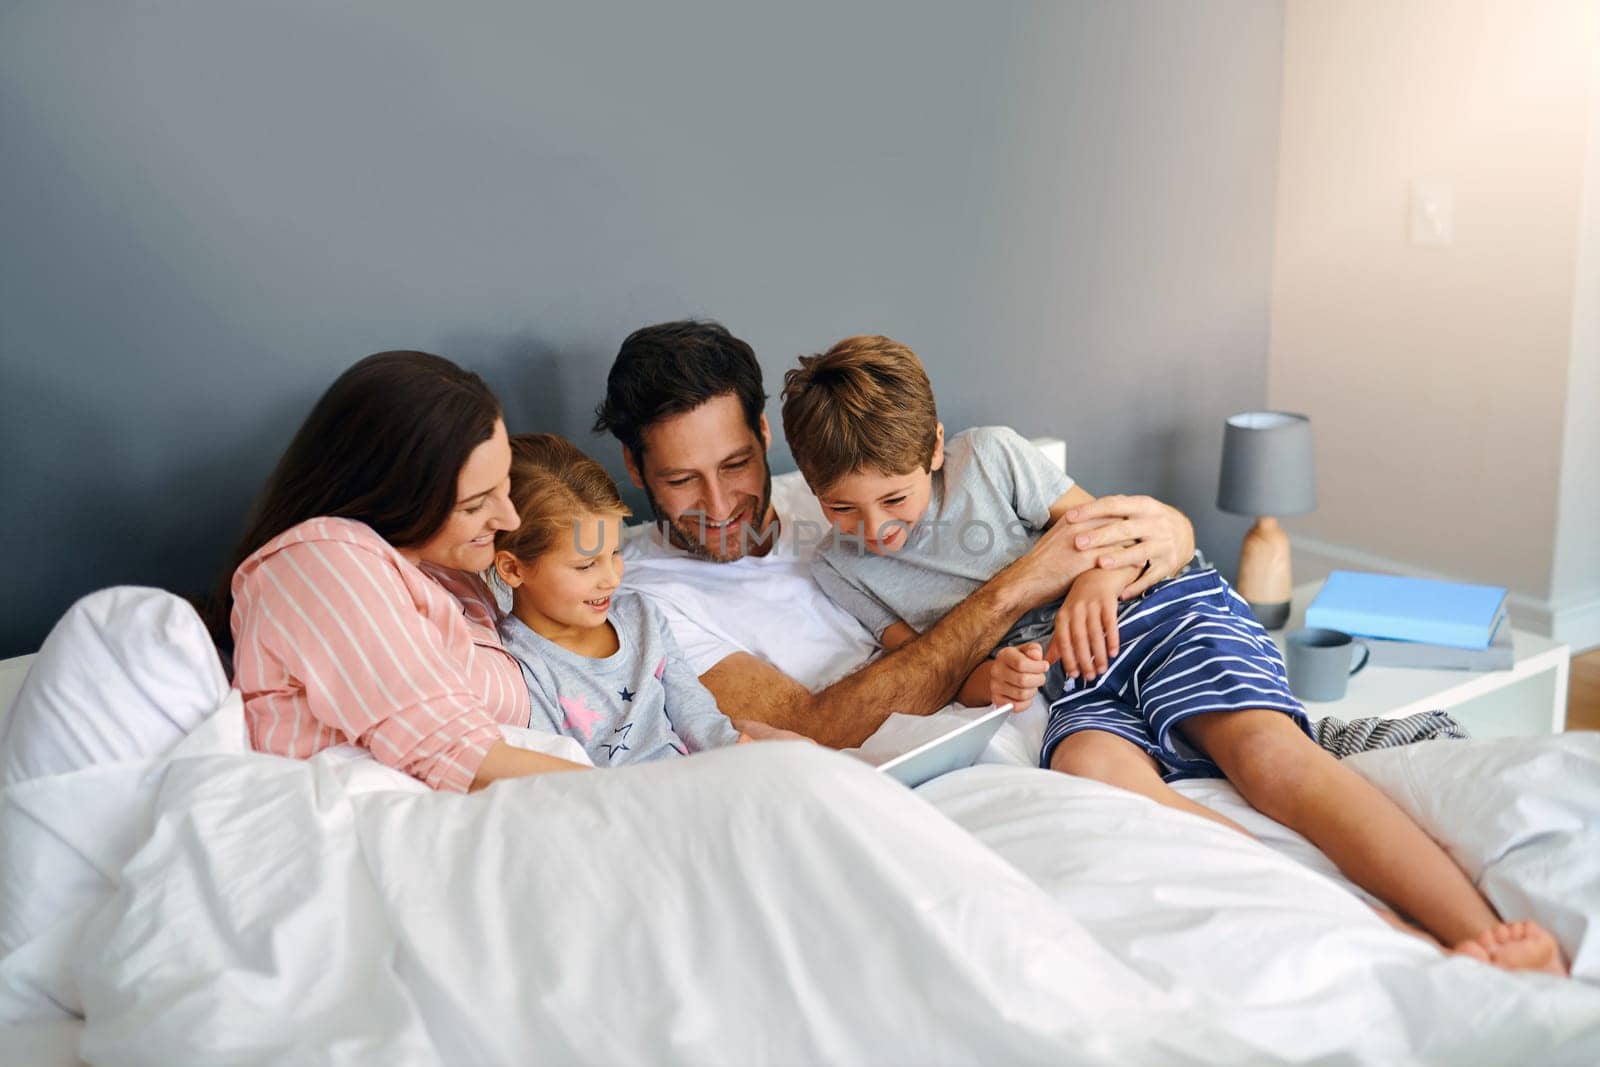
700, 494, 1196, 748
698, 577, 1026, 748
889, 624, 1020, 709
700, 518, 1103, 748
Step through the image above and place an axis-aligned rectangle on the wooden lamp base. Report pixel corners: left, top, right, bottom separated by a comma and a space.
1234, 516, 1293, 629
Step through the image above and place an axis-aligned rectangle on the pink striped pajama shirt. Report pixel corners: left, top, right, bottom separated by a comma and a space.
230, 516, 531, 792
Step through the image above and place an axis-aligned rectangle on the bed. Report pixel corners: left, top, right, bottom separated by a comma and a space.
2, 496, 1599, 1064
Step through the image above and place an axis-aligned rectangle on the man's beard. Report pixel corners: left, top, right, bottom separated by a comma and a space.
643, 462, 776, 563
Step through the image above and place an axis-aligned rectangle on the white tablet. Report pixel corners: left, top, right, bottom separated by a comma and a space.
874, 705, 1012, 788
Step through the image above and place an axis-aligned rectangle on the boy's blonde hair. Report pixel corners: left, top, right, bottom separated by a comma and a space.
780, 335, 940, 492
496, 433, 631, 561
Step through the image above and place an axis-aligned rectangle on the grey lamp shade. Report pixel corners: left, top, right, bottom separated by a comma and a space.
1216, 411, 1316, 517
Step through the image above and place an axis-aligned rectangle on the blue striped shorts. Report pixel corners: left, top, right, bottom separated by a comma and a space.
1039, 568, 1310, 781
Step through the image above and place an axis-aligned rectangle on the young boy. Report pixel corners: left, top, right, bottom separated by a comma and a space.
779, 333, 1564, 976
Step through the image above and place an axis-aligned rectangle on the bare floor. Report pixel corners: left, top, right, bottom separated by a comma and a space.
1569, 647, 1600, 732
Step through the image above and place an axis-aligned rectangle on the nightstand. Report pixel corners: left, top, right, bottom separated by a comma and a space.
1271, 581, 1571, 737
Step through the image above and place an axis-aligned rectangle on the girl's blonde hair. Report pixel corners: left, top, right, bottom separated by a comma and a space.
497, 433, 631, 561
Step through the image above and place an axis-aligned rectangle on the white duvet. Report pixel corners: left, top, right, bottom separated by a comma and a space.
4, 694, 1600, 1064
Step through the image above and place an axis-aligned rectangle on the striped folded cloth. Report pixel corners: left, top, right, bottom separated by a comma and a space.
1312, 710, 1469, 759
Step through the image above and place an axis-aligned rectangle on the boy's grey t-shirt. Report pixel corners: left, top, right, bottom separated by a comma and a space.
811, 425, 1073, 651
497, 590, 740, 765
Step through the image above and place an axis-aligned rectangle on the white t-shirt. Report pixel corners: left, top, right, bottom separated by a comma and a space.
621, 473, 879, 690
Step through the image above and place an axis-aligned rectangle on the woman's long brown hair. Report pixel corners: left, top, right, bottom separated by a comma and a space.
205, 350, 500, 654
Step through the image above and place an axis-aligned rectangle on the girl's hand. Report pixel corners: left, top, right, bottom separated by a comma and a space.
733, 720, 812, 744
990, 643, 1050, 709
1048, 569, 1124, 682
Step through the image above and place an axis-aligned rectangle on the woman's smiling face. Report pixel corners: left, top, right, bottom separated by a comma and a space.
402, 419, 519, 573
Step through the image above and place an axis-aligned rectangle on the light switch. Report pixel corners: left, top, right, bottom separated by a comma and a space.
1410, 181, 1454, 246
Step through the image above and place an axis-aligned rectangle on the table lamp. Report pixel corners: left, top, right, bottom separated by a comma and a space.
1216, 411, 1316, 629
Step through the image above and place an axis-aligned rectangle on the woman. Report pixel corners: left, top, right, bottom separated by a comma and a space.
210, 351, 588, 791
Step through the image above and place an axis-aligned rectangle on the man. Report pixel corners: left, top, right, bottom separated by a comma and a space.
595, 320, 1196, 748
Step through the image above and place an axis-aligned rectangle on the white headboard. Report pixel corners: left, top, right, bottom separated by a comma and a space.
1030, 436, 1066, 473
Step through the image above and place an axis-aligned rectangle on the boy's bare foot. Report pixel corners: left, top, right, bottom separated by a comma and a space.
1452, 921, 1569, 977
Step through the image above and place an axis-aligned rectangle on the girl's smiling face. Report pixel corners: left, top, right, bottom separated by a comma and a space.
496, 511, 628, 639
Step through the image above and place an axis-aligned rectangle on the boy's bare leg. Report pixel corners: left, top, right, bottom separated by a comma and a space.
1049, 730, 1254, 837
1373, 906, 1442, 947
1178, 709, 1568, 977
1054, 728, 1453, 947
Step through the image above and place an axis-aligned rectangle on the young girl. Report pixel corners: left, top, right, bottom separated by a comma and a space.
494, 433, 775, 764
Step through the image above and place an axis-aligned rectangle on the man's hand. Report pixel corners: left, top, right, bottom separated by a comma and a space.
989, 643, 1050, 709
995, 518, 1101, 615
1047, 568, 1126, 682
1058, 495, 1196, 599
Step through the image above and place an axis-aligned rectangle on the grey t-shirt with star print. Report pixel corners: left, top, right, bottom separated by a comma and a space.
497, 591, 740, 765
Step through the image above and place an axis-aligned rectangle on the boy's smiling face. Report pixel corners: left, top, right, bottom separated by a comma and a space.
814, 428, 944, 554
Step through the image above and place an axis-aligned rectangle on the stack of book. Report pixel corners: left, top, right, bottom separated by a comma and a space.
1305, 570, 1512, 671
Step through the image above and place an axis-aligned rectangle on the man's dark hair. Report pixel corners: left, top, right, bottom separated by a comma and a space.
593, 320, 768, 460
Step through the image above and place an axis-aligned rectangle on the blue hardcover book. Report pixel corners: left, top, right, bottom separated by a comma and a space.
1305, 571, 1508, 650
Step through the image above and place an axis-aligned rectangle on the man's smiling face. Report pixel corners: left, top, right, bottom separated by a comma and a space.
625, 393, 776, 562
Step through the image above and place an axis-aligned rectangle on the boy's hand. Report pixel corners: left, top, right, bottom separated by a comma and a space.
990, 643, 1050, 709
1048, 568, 1125, 683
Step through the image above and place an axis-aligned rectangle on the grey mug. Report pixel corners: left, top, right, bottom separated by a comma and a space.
1285, 627, 1370, 702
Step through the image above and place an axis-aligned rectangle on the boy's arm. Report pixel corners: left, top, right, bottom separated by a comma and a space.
884, 540, 1131, 707
1043, 485, 1145, 674
1046, 483, 1099, 526
956, 660, 998, 708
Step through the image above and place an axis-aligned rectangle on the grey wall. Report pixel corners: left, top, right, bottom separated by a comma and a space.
0, 0, 1283, 658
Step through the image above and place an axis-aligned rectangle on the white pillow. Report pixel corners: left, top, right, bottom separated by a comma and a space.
0, 587, 229, 788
